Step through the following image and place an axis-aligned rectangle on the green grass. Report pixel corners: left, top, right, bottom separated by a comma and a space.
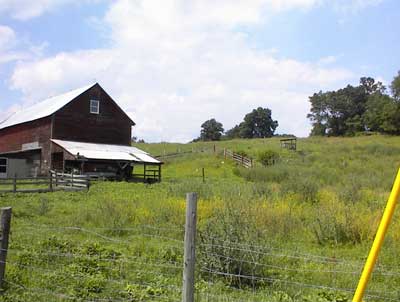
1, 135, 400, 301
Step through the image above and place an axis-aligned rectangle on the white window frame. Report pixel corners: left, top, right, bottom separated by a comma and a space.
0, 158, 7, 178
90, 99, 100, 114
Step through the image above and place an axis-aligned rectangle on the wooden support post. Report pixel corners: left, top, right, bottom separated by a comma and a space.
143, 164, 147, 183
71, 172, 74, 188
49, 171, 53, 192
158, 164, 162, 182
182, 193, 197, 302
202, 168, 205, 183
55, 172, 58, 188
0, 207, 12, 290
12, 174, 16, 193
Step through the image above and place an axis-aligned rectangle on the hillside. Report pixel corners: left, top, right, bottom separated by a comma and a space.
1, 135, 400, 301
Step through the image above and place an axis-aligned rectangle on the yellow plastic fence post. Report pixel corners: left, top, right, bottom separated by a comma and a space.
352, 168, 400, 302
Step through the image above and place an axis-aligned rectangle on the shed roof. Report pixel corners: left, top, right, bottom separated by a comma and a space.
51, 139, 161, 164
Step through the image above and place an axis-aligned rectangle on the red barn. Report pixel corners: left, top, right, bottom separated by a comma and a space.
0, 83, 161, 181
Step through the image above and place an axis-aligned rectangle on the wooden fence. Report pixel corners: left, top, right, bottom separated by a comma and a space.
223, 148, 253, 168
0, 172, 90, 194
155, 146, 254, 169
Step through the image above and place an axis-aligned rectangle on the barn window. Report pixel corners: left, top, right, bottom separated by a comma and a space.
90, 100, 100, 114
0, 158, 7, 175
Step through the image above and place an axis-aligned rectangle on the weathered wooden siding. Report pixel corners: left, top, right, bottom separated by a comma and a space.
0, 117, 52, 174
52, 85, 133, 146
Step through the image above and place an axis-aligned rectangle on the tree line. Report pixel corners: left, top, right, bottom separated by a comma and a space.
308, 71, 400, 136
195, 107, 279, 141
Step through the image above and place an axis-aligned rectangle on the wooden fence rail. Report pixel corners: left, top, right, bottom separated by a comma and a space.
223, 148, 253, 168
154, 146, 254, 169
0, 172, 90, 194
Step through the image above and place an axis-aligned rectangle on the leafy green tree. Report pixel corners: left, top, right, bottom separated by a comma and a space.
239, 107, 278, 138
364, 93, 400, 134
391, 71, 400, 101
360, 77, 386, 95
225, 124, 241, 139
200, 118, 224, 141
307, 77, 386, 136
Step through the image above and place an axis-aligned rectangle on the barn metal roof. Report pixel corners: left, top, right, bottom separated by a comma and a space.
51, 139, 161, 164
0, 83, 97, 130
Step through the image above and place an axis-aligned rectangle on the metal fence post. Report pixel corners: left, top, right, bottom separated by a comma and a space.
0, 207, 12, 290
182, 193, 198, 302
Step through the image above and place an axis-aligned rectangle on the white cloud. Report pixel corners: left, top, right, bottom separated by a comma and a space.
333, 0, 384, 13
0, 0, 106, 20
7, 0, 359, 141
0, 25, 30, 64
0, 0, 70, 20
0, 25, 16, 51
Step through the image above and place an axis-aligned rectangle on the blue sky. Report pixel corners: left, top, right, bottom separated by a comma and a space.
0, 0, 399, 142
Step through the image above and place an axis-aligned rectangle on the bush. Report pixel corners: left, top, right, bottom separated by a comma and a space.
283, 176, 320, 203
238, 166, 289, 183
258, 150, 279, 166
198, 203, 264, 287
235, 150, 249, 157
311, 201, 363, 245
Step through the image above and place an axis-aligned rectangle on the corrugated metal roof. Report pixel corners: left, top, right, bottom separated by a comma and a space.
0, 83, 96, 130
51, 139, 161, 164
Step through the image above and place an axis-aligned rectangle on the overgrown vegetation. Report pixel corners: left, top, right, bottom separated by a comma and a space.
1, 136, 400, 301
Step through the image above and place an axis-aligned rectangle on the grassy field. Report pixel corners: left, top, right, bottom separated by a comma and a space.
1, 135, 400, 301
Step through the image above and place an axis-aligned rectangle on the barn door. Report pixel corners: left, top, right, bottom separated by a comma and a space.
0, 158, 7, 178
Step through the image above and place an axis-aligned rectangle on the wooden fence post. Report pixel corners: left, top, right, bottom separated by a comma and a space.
202, 168, 205, 183
182, 193, 198, 302
49, 172, 53, 192
12, 174, 16, 193
224, 148, 226, 160
0, 207, 12, 290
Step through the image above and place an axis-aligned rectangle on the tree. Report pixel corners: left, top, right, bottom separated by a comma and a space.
360, 77, 385, 95
200, 118, 224, 141
225, 124, 241, 139
239, 107, 278, 138
307, 73, 400, 136
391, 71, 400, 101
364, 93, 400, 134
307, 77, 385, 136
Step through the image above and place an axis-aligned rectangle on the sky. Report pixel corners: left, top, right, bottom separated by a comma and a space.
0, 0, 399, 142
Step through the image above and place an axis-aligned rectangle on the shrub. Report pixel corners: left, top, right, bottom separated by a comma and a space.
235, 150, 249, 157
311, 201, 363, 245
283, 176, 320, 203
258, 150, 279, 166
198, 203, 264, 287
238, 166, 289, 183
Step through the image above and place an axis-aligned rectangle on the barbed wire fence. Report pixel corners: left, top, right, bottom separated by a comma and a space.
1, 196, 400, 302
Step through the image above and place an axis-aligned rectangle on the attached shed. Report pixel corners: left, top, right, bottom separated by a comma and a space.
51, 140, 162, 182
0, 83, 161, 182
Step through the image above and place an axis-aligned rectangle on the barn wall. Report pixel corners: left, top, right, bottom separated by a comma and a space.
0, 117, 52, 175
53, 85, 133, 146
